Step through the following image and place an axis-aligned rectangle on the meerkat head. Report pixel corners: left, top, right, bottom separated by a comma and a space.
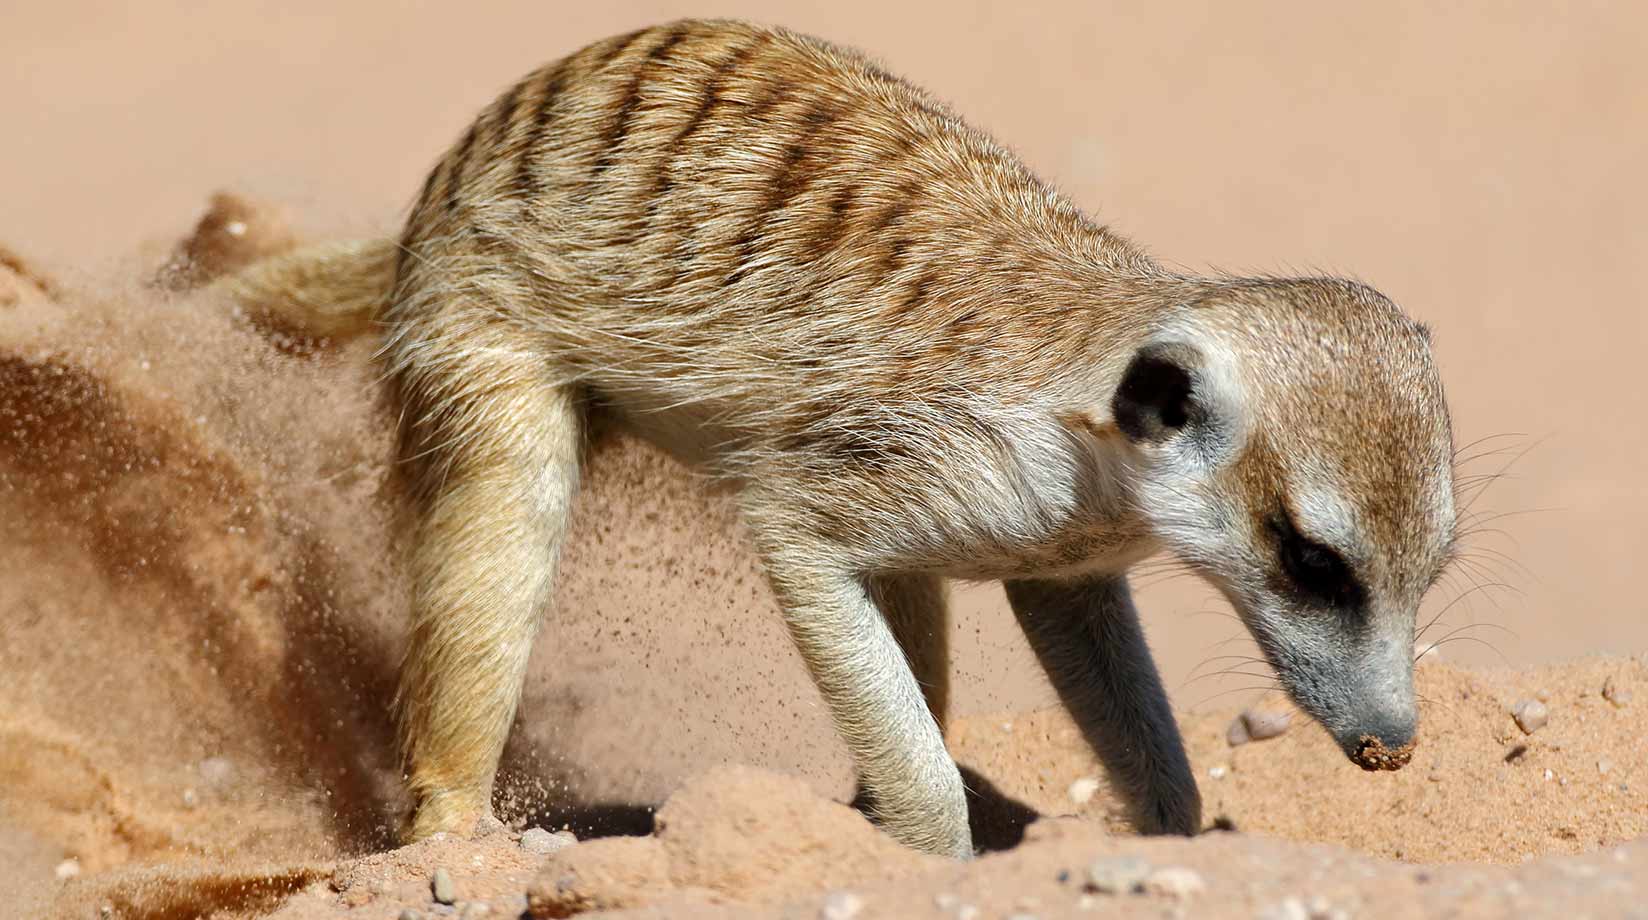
1114, 278, 1454, 771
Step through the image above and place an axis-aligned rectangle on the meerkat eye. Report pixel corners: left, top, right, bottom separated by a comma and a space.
1270, 513, 1363, 609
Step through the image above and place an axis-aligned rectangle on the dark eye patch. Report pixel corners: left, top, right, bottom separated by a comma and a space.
1269, 512, 1364, 610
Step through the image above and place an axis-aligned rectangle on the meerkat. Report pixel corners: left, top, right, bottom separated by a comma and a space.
220, 18, 1457, 858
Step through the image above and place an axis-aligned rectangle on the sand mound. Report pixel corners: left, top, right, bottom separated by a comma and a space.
4, 197, 1645, 918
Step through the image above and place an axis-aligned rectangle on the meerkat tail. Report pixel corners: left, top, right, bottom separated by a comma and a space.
209, 237, 398, 340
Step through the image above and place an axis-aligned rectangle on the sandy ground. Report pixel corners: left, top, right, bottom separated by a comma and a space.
3, 3, 1646, 918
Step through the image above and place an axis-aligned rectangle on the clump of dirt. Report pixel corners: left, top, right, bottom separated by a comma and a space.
1351, 735, 1415, 771
153, 191, 300, 291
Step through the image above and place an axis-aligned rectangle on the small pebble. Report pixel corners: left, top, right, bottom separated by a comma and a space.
1535, 688, 1551, 702
1603, 677, 1633, 707
1067, 776, 1100, 806
1208, 764, 1229, 780
1241, 707, 1292, 741
181, 787, 199, 809
1085, 855, 1150, 894
54, 858, 80, 880
1512, 699, 1549, 734
1226, 716, 1251, 747
934, 892, 959, 910
430, 867, 456, 905
1306, 895, 1348, 920
398, 910, 424, 920
1005, 914, 1040, 920
1599, 759, 1614, 775
1143, 866, 1205, 900
520, 827, 576, 856
820, 889, 863, 920
458, 903, 491, 919
198, 756, 235, 786
956, 905, 980, 920
1257, 898, 1310, 920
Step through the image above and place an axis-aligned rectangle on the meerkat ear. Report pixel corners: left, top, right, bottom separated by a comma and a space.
1111, 341, 1208, 444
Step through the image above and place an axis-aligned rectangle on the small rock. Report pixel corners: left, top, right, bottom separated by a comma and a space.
198, 757, 235, 786
430, 868, 456, 905
520, 827, 575, 856
1535, 688, 1551, 702
934, 892, 959, 910
1005, 914, 1040, 920
1226, 716, 1251, 747
54, 858, 80, 880
1085, 855, 1150, 894
1512, 699, 1549, 734
1306, 895, 1348, 920
956, 905, 980, 920
398, 910, 424, 920
458, 903, 491, 919
1603, 677, 1633, 707
820, 889, 863, 920
1241, 707, 1292, 741
181, 787, 199, 809
1208, 764, 1229, 780
1143, 866, 1205, 900
1257, 898, 1310, 920
1599, 759, 1614, 775
1067, 776, 1101, 806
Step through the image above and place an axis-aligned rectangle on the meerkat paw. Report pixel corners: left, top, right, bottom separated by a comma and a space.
402, 788, 495, 844
1134, 782, 1203, 837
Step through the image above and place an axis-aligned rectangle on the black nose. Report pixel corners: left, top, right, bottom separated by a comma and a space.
1339, 718, 1416, 772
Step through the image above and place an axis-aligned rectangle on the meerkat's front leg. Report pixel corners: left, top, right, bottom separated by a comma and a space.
755, 542, 972, 857
867, 574, 951, 732
1004, 575, 1201, 835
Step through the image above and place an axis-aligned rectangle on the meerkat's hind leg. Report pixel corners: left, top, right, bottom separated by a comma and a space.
393, 340, 585, 842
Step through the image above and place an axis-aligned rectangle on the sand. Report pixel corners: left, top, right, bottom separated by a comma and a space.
3, 4, 1646, 917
